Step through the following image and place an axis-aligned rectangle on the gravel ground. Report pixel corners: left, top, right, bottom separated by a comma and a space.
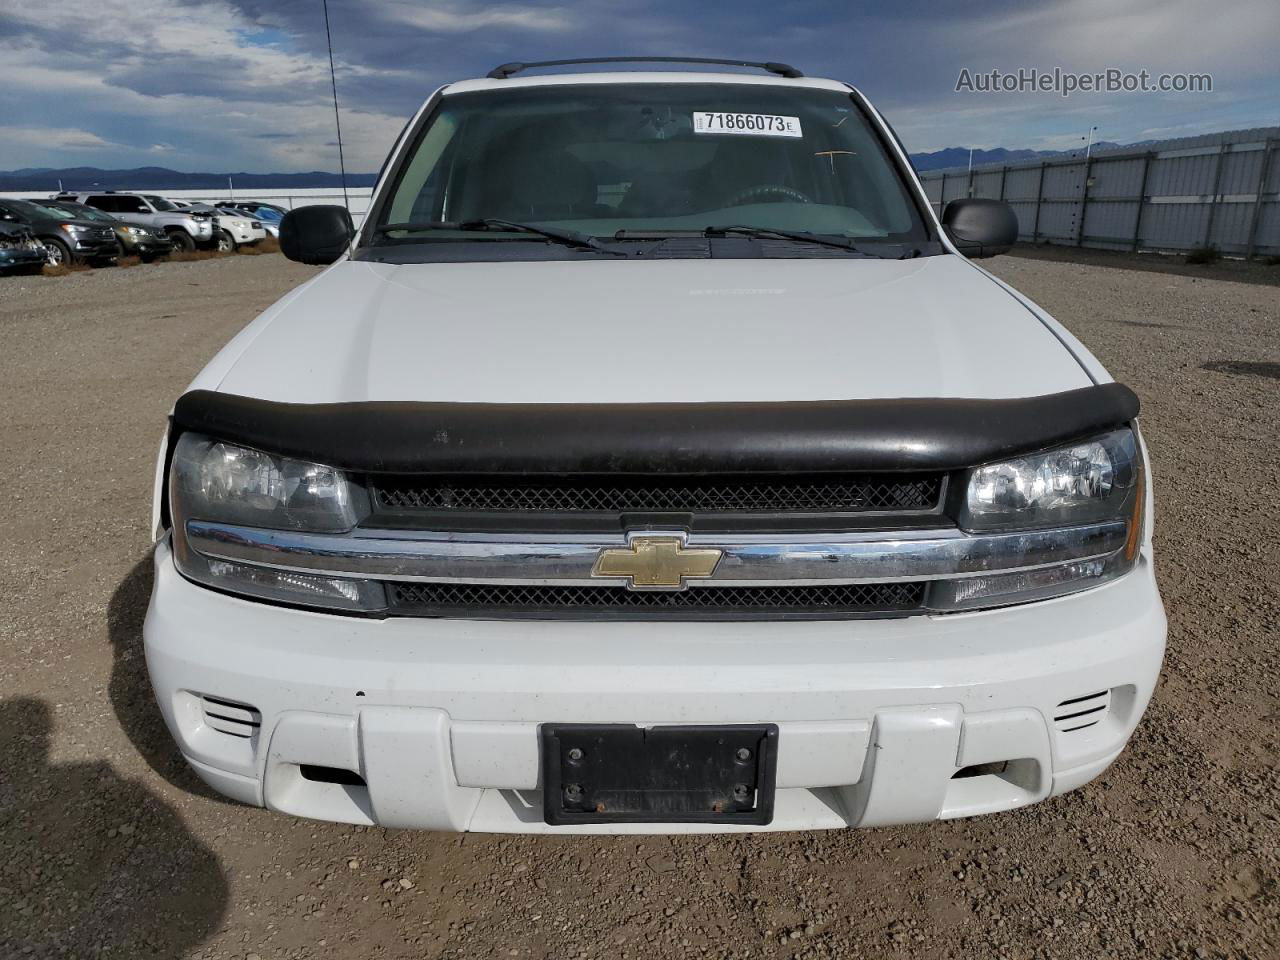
0, 252, 1276, 960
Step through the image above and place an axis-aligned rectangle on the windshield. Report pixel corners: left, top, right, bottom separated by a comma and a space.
45, 203, 108, 221
143, 195, 179, 211
371, 83, 927, 248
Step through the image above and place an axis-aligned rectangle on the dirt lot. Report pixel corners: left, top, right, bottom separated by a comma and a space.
1, 252, 1276, 960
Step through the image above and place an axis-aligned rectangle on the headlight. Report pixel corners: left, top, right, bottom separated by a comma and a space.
959, 428, 1139, 531
169, 433, 383, 611
933, 427, 1145, 610
172, 432, 359, 532
60, 223, 87, 234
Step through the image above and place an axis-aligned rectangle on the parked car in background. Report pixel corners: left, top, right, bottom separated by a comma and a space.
42, 200, 171, 262
221, 200, 289, 220
218, 203, 281, 238
215, 207, 268, 248
0, 198, 117, 266
219, 200, 288, 235
0, 220, 47, 275
221, 200, 289, 218
183, 203, 266, 251
55, 192, 214, 251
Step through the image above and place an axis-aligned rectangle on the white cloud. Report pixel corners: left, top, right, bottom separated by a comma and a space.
0, 0, 1274, 172
0, 125, 117, 151
0, 1, 408, 171
377, 1, 575, 33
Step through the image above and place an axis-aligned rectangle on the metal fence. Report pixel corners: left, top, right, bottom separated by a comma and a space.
918, 127, 1280, 258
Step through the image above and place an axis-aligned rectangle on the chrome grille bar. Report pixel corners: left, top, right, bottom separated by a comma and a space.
185, 520, 1128, 588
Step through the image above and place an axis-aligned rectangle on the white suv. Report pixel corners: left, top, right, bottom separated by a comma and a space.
57, 192, 215, 251
144, 59, 1166, 834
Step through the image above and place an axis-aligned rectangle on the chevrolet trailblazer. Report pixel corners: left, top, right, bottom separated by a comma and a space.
144, 58, 1166, 833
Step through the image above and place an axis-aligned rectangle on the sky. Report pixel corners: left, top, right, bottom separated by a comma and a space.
0, 0, 1276, 173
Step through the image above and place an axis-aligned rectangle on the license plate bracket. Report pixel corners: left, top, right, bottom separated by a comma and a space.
541, 723, 778, 825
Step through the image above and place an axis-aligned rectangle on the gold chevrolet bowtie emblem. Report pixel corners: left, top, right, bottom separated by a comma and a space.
593, 536, 722, 590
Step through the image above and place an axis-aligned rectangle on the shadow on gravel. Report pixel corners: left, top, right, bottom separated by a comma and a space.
1201, 359, 1280, 381
0, 697, 228, 957
108, 556, 229, 803
1006, 243, 1280, 287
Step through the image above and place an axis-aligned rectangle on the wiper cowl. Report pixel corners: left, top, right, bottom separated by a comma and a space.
374, 219, 625, 255
704, 225, 878, 256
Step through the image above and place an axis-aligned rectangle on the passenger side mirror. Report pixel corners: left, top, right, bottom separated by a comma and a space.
941, 198, 1018, 258
279, 205, 355, 265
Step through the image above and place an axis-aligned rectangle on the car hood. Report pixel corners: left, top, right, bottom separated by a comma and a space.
0, 221, 35, 237
201, 255, 1094, 404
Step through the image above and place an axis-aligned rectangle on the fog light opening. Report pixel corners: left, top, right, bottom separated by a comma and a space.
952, 761, 1009, 780
299, 764, 367, 787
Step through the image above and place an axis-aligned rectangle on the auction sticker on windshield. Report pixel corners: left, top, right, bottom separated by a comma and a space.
693, 112, 803, 137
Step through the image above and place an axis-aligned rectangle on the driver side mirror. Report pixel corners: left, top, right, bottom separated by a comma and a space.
941, 198, 1019, 258
280, 205, 355, 265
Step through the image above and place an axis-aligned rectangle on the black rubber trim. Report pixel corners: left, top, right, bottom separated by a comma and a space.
1056, 690, 1109, 707
1060, 721, 1103, 733
172, 383, 1139, 475
1054, 704, 1109, 722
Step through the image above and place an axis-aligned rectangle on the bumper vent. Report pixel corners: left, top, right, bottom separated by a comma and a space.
387, 580, 926, 620
372, 473, 943, 516
200, 695, 262, 738
1053, 690, 1111, 733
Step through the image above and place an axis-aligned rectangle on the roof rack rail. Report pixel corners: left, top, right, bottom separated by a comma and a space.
485, 57, 803, 80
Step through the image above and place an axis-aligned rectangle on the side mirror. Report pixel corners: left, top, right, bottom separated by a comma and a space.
279, 205, 354, 265
941, 198, 1018, 258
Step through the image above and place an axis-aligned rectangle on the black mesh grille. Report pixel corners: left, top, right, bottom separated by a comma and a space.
387, 580, 926, 620
372, 474, 942, 515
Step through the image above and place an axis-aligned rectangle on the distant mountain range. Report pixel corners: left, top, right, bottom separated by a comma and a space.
907, 143, 1129, 171
0, 144, 1142, 191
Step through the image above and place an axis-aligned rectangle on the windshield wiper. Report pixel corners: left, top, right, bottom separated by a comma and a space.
702, 225, 882, 257
375, 219, 624, 255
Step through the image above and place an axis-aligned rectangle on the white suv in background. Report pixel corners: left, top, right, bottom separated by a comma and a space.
145, 58, 1166, 835
56, 192, 215, 251
180, 203, 267, 251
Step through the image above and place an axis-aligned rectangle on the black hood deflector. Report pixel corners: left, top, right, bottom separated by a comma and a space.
172, 383, 1139, 475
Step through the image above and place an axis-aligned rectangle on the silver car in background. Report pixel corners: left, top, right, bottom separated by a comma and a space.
55, 191, 215, 251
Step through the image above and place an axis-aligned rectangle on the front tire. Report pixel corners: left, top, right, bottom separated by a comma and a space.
167, 231, 195, 253
44, 237, 72, 267
215, 230, 235, 253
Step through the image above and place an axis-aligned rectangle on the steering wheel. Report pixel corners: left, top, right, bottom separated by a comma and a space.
723, 184, 813, 207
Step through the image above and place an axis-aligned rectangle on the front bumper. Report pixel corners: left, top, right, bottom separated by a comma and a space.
0, 248, 46, 270
187, 222, 215, 245
223, 224, 263, 244
71, 237, 118, 259
120, 233, 171, 256
144, 539, 1166, 834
